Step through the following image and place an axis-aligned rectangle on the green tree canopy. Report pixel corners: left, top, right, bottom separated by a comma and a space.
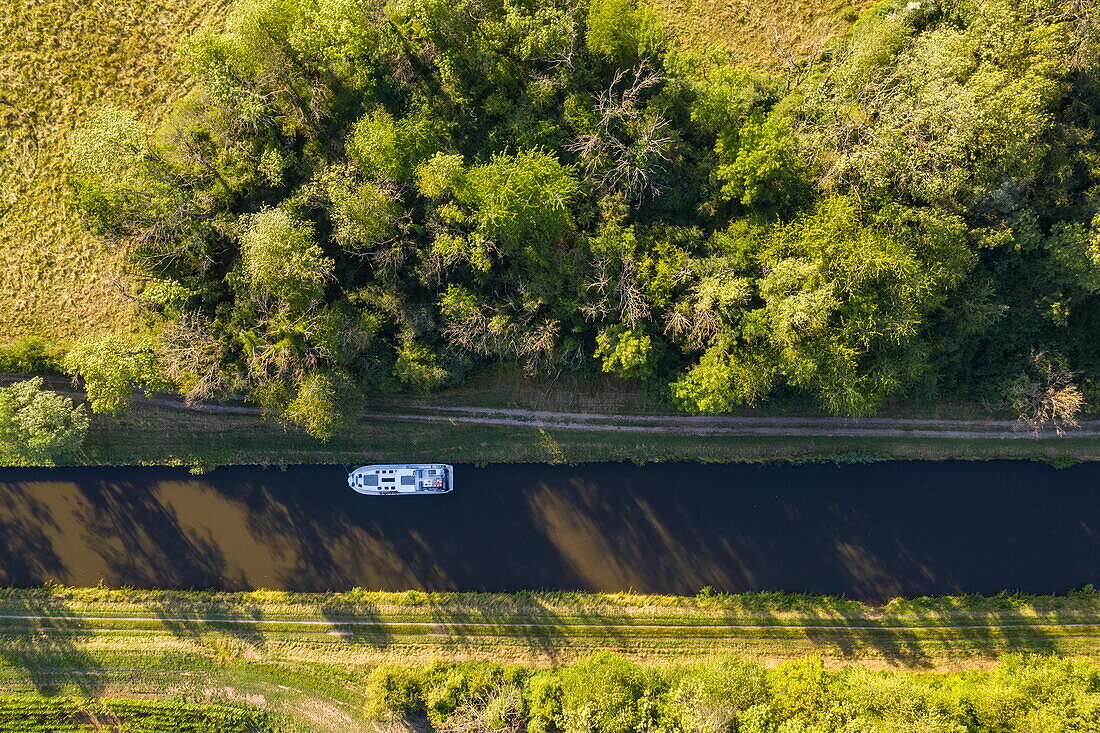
65, 0, 1100, 422
0, 378, 89, 466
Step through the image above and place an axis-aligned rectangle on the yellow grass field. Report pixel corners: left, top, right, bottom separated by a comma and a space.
650, 0, 872, 66
0, 0, 229, 343
0, 0, 862, 345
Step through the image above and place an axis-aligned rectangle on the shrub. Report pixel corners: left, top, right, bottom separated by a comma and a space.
364, 664, 424, 719
0, 338, 66, 376
556, 652, 673, 733
63, 333, 169, 414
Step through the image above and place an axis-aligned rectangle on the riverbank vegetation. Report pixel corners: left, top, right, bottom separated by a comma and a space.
50, 0, 1100, 443
0, 379, 87, 466
361, 653, 1100, 732
3, 587, 1100, 731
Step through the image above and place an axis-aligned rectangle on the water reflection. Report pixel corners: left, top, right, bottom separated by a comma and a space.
0, 461, 1094, 600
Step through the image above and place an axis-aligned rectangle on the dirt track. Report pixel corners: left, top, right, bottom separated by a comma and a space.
9, 375, 1096, 439
112, 395, 1100, 439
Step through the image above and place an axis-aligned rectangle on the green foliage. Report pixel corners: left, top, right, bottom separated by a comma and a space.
364, 664, 424, 719
63, 333, 170, 414
716, 110, 808, 214
556, 651, 672, 733
64, 0, 1100, 421
322, 166, 402, 252
359, 653, 1100, 733
585, 0, 663, 63
671, 655, 769, 733
283, 370, 359, 440
671, 345, 775, 413
768, 656, 832, 725
0, 338, 66, 376
238, 207, 333, 303
0, 378, 88, 466
68, 107, 213, 275
349, 108, 446, 182
459, 150, 578, 263
594, 324, 652, 378
394, 341, 449, 391
525, 671, 562, 733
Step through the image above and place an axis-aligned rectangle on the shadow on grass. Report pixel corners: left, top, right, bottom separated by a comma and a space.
0, 590, 104, 696
707, 593, 1081, 668
0, 485, 104, 694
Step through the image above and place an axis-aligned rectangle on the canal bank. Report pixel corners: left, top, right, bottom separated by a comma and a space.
0, 461, 1096, 600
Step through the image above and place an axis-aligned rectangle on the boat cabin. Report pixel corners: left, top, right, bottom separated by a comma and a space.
348, 463, 453, 495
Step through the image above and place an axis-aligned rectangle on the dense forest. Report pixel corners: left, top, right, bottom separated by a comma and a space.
62, 0, 1100, 437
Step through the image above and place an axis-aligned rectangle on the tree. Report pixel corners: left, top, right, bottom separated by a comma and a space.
1009, 351, 1084, 434
796, 0, 1076, 212
556, 652, 671, 733
754, 196, 938, 415
322, 165, 404, 253
568, 63, 674, 202
464, 151, 579, 262
671, 656, 769, 733
768, 656, 832, 726
394, 340, 449, 391
284, 370, 360, 440
239, 207, 334, 302
0, 378, 89, 466
671, 344, 776, 413
716, 110, 808, 216
63, 334, 170, 414
69, 107, 211, 274
348, 107, 447, 182
584, 0, 662, 63
594, 324, 652, 379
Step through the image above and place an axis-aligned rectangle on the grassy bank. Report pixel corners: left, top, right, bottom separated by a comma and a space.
647, 0, 871, 66
3, 586, 1099, 730
76, 399, 1100, 466
5, 586, 1100, 666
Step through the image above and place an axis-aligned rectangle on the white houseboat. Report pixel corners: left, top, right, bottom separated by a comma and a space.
348, 464, 453, 495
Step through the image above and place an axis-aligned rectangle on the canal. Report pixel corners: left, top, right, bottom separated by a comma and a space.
0, 461, 1095, 600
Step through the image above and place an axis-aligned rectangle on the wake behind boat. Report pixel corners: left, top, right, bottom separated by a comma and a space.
348, 464, 454, 495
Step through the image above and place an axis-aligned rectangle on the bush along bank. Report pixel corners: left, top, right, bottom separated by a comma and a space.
364, 652, 1100, 732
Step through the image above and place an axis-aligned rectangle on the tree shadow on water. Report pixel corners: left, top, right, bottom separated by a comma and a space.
0, 484, 102, 695
0, 483, 66, 586
74, 481, 235, 589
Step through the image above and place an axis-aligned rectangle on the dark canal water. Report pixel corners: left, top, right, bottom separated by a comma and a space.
0, 461, 1096, 600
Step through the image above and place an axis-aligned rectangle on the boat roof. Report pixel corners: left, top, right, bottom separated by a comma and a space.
349, 464, 452, 494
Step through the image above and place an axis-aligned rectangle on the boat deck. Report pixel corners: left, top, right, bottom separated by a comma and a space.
349, 464, 452, 494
